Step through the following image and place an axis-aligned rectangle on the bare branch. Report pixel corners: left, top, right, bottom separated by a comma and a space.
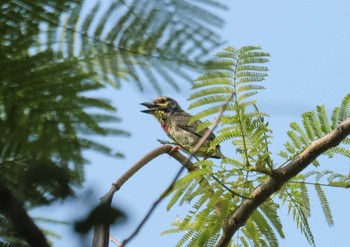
0, 180, 49, 247
92, 145, 193, 247
110, 234, 122, 247
121, 152, 196, 246
216, 117, 350, 247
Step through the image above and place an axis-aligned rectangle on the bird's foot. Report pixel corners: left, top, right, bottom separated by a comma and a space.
169, 145, 180, 153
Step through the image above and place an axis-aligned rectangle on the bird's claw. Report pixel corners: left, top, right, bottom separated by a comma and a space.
169, 145, 180, 153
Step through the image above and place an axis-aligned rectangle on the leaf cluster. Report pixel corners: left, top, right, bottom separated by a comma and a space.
276, 95, 350, 246
164, 46, 284, 247
37, 0, 227, 93
0, 1, 128, 245
280, 94, 350, 164
163, 46, 350, 247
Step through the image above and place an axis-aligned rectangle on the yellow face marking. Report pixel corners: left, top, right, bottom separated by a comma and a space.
153, 110, 166, 120
154, 96, 169, 107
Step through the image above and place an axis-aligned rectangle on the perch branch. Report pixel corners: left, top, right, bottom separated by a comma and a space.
92, 145, 193, 247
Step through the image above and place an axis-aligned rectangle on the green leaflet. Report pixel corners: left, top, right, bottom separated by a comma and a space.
315, 184, 334, 227
280, 95, 350, 163
259, 200, 285, 239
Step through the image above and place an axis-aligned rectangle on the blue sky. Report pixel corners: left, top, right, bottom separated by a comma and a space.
32, 0, 350, 246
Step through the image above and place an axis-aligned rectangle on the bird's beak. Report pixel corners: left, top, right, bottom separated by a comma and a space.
140, 102, 159, 114
140, 102, 157, 108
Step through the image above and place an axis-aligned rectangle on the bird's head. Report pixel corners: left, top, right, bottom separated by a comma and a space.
140, 96, 183, 117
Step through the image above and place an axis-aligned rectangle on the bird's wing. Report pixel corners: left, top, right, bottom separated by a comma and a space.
176, 112, 216, 141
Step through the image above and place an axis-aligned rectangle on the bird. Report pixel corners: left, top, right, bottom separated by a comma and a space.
140, 96, 223, 159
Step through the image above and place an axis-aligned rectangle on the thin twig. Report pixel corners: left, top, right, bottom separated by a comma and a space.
288, 180, 350, 188
211, 175, 252, 199
92, 145, 194, 247
109, 234, 122, 247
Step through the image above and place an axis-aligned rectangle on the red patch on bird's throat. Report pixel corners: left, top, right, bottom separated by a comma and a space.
161, 120, 168, 132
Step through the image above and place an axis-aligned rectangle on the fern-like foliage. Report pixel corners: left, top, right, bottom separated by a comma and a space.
0, 3, 129, 244
279, 95, 350, 162
189, 46, 271, 168
278, 175, 315, 246
164, 46, 350, 247
0, 47, 128, 203
163, 46, 287, 247
276, 94, 350, 246
16, 0, 227, 93
0, 215, 30, 247
303, 170, 346, 227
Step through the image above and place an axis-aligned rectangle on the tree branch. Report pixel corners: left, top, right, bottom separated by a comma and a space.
0, 180, 49, 247
216, 117, 350, 247
92, 145, 196, 247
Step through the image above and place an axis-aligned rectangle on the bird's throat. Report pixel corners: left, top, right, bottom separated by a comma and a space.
161, 120, 168, 132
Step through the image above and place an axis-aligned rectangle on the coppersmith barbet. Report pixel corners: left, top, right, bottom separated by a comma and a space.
141, 96, 223, 159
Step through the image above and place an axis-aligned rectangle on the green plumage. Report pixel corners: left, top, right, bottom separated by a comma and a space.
141, 96, 222, 159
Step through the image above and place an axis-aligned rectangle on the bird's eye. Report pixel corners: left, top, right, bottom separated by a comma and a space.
158, 98, 166, 104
